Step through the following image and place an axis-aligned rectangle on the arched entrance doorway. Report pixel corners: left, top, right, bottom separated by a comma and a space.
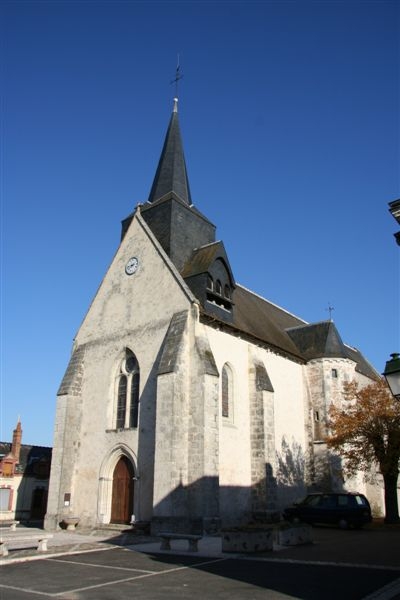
111, 456, 134, 524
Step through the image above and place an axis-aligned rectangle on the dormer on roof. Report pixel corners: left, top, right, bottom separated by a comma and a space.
181, 241, 236, 322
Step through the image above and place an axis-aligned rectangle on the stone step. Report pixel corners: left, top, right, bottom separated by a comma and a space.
94, 524, 133, 533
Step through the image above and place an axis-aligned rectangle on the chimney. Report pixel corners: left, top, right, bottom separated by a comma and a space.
12, 420, 22, 463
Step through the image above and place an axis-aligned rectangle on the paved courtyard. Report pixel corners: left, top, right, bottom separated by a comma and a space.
1, 545, 400, 600
1, 524, 400, 599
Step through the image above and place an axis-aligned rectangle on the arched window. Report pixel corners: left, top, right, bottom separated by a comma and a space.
224, 284, 231, 299
116, 376, 127, 428
207, 274, 214, 290
115, 350, 140, 429
221, 363, 234, 421
129, 359, 140, 427
215, 279, 222, 295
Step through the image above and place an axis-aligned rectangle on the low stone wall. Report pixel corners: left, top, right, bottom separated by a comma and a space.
275, 524, 313, 546
222, 528, 274, 553
222, 524, 313, 553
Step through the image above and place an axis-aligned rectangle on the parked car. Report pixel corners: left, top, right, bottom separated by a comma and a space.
283, 492, 372, 529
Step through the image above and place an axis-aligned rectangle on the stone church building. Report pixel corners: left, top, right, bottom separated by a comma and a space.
45, 98, 380, 533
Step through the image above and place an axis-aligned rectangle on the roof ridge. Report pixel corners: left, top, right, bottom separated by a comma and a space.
286, 319, 333, 331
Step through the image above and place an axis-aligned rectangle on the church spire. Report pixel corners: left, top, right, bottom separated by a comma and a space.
147, 97, 192, 205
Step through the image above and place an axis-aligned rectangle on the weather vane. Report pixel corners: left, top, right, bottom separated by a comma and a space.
326, 303, 335, 321
170, 54, 183, 98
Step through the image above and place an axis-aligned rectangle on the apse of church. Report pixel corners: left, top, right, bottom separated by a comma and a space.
44, 97, 380, 532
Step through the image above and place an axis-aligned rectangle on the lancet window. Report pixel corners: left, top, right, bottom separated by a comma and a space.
116, 350, 140, 429
221, 363, 234, 422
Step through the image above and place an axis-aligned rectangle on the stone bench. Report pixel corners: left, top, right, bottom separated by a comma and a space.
159, 532, 202, 552
0, 531, 53, 557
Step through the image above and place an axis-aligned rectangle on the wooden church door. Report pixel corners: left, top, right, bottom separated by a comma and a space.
111, 456, 134, 524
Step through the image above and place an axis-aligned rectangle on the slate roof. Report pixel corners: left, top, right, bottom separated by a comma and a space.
141, 191, 214, 226
181, 247, 377, 376
0, 443, 52, 476
286, 320, 378, 377
181, 241, 235, 283
147, 99, 192, 205
286, 321, 347, 360
342, 345, 379, 379
200, 285, 378, 378
203, 284, 306, 359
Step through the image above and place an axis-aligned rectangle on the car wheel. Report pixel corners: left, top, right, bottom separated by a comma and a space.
285, 515, 294, 523
286, 515, 301, 524
338, 518, 349, 530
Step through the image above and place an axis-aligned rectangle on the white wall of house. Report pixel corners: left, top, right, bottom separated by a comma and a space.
0, 476, 49, 522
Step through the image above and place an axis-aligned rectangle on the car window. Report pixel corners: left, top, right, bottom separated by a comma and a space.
320, 495, 336, 508
338, 495, 349, 506
304, 495, 322, 506
354, 495, 367, 506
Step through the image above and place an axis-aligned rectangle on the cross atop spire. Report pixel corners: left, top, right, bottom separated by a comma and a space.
326, 303, 335, 321
170, 54, 183, 99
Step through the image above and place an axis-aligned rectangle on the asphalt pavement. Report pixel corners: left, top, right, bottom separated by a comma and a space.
1, 522, 399, 600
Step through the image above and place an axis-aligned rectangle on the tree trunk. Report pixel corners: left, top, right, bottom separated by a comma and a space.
383, 472, 400, 524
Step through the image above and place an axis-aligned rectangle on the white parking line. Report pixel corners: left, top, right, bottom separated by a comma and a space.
238, 557, 400, 572
0, 584, 52, 597
51, 558, 228, 597
0, 544, 115, 566
48, 556, 156, 573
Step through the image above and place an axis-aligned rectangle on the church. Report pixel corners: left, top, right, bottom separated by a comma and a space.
45, 97, 380, 533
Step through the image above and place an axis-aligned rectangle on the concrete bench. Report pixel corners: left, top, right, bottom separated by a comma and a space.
0, 520, 20, 531
159, 532, 202, 552
0, 531, 53, 557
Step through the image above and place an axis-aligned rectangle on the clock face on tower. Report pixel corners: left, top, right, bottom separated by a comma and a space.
125, 256, 139, 275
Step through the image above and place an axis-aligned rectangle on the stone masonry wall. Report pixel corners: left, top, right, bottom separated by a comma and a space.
188, 318, 220, 528
248, 358, 267, 514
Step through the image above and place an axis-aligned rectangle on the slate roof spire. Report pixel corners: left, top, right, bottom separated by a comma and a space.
147, 97, 192, 205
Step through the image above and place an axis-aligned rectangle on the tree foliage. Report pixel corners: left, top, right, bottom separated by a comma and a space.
327, 378, 400, 522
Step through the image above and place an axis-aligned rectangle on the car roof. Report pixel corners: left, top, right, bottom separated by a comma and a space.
307, 492, 364, 496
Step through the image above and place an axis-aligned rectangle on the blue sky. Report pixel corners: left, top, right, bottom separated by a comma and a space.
2, 0, 399, 447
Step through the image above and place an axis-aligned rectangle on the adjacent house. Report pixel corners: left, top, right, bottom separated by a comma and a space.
0, 420, 52, 524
